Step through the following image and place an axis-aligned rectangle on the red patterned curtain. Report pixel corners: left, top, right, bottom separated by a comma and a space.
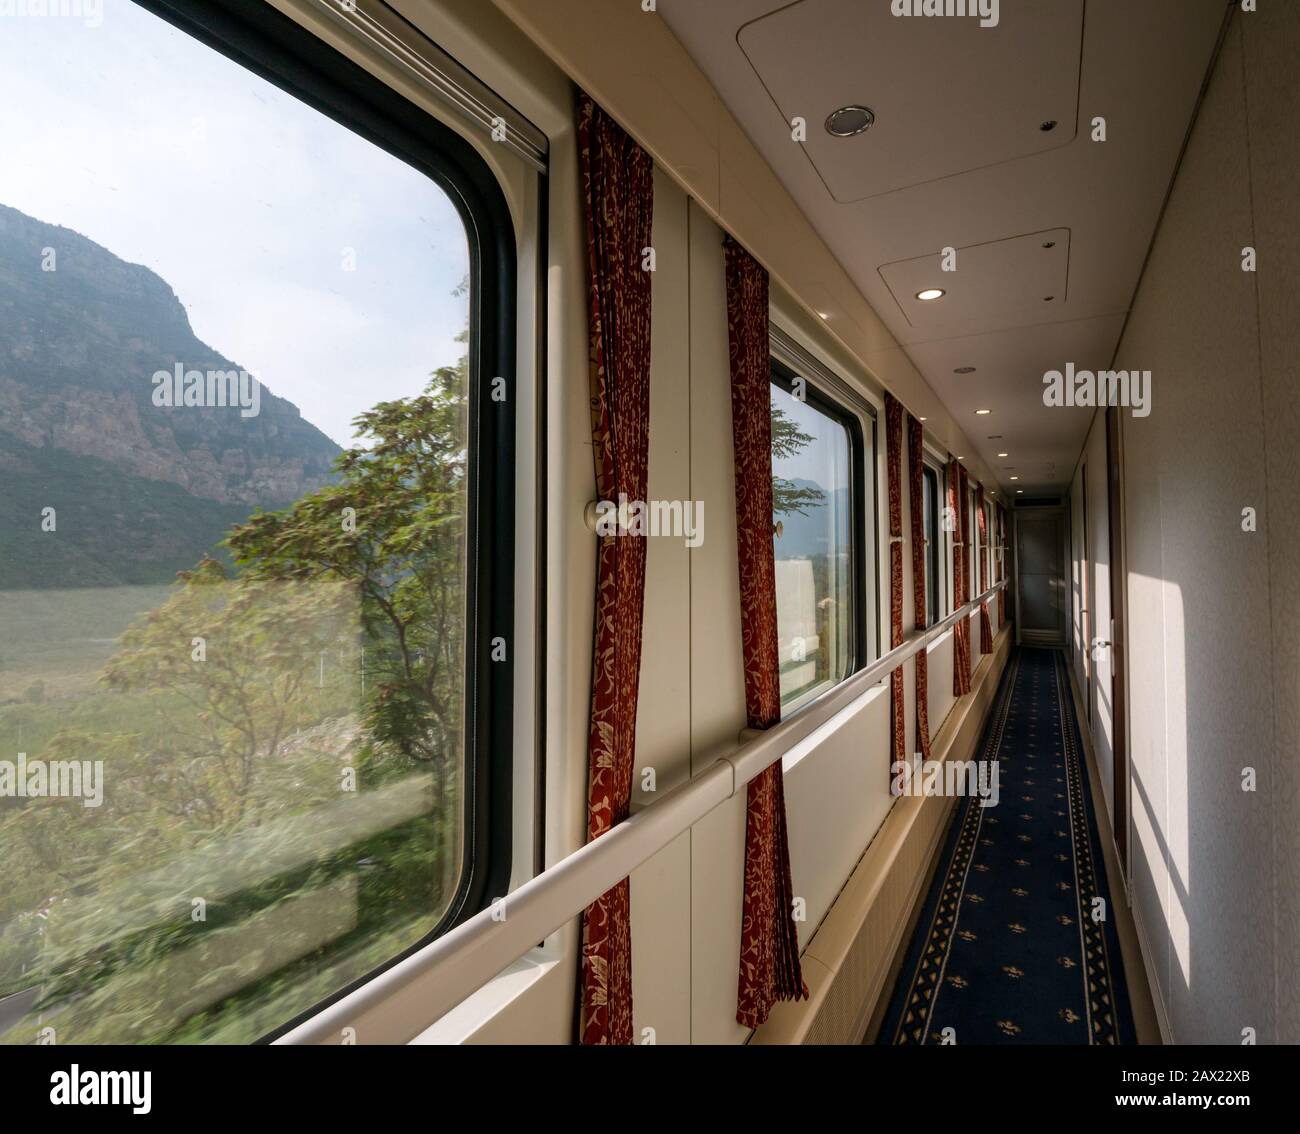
976, 481, 992, 654
907, 413, 933, 761
576, 93, 654, 1046
885, 393, 905, 776
724, 235, 808, 1028
949, 457, 972, 695
998, 503, 1008, 624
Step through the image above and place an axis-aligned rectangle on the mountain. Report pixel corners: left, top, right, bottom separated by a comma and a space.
0, 204, 340, 588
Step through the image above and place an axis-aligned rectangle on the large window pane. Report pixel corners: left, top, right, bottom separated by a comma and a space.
923, 465, 940, 625
771, 374, 853, 711
0, 0, 475, 1043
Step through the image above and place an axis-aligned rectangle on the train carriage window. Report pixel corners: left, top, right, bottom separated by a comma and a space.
922, 465, 941, 626
984, 498, 994, 592
0, 0, 513, 1043
770, 361, 861, 712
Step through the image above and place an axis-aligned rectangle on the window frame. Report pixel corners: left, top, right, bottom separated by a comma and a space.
984, 496, 995, 596
135, 0, 517, 1042
967, 483, 977, 598
921, 463, 942, 627
769, 356, 868, 716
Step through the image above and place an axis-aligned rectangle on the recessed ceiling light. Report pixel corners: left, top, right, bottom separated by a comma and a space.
954, 366, 976, 374
1016, 489, 1024, 494
918, 416, 927, 421
817, 311, 830, 320
975, 409, 991, 415
916, 288, 945, 301
957, 455, 965, 460
997, 452, 1008, 457
1009, 476, 1019, 481
825, 105, 875, 138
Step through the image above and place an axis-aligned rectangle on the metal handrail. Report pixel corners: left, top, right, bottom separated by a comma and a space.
277, 579, 1007, 1044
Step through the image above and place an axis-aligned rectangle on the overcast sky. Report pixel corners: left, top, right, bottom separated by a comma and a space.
773, 381, 851, 493
0, 0, 470, 448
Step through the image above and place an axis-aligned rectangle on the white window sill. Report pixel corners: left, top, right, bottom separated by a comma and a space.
408, 949, 561, 1045
927, 626, 953, 651
781, 678, 887, 774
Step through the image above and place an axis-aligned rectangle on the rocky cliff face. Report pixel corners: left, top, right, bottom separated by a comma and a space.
0, 202, 339, 507
0, 203, 342, 588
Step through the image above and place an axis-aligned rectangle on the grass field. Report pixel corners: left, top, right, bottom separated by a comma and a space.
0, 584, 176, 704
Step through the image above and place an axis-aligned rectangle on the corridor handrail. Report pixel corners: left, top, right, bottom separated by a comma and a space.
276, 580, 1007, 1044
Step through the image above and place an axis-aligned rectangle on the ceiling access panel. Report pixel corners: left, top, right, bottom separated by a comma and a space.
878, 226, 1070, 332
737, 0, 1085, 202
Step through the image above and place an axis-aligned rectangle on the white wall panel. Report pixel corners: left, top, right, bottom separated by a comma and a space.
685, 198, 751, 1045
784, 687, 893, 943
1084, 418, 1114, 820
927, 632, 956, 735
1242, 1, 1300, 1043
630, 168, 694, 1044
1111, 12, 1282, 1042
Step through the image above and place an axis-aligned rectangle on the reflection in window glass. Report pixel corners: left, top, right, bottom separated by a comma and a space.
923, 466, 940, 626
986, 500, 995, 591
771, 376, 853, 711
0, 1, 472, 1043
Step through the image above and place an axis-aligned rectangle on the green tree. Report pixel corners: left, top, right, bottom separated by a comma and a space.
0, 299, 472, 1039
223, 357, 468, 777
98, 558, 360, 827
771, 403, 825, 519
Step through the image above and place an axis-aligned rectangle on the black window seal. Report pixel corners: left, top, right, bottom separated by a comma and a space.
130, 0, 517, 1044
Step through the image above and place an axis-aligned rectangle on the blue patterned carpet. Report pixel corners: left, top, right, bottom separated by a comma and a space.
878, 647, 1135, 1044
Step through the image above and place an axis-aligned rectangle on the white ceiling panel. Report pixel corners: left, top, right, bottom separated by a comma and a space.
879, 228, 1070, 334
659, 0, 1227, 493
737, 0, 1083, 202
